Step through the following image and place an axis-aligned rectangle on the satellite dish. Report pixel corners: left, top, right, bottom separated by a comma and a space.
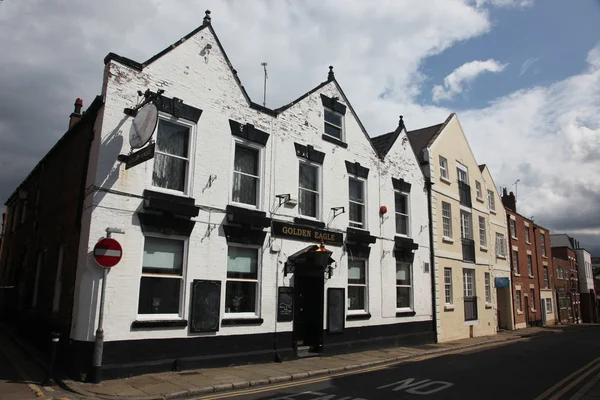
129, 103, 158, 149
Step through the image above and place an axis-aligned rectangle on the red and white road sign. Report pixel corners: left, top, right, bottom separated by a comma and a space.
93, 238, 123, 268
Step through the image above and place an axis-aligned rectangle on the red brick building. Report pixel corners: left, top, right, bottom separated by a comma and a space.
551, 246, 582, 324
0, 98, 102, 345
501, 190, 554, 327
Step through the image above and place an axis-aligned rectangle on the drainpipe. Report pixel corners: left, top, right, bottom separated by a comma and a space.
507, 212, 517, 330
425, 177, 438, 342
532, 225, 541, 326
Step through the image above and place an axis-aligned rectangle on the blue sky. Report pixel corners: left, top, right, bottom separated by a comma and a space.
419, 0, 600, 109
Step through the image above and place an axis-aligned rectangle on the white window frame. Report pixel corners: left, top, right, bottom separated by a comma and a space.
348, 176, 367, 229
395, 190, 410, 237
136, 234, 188, 320
52, 244, 64, 313
444, 268, 453, 305
516, 290, 522, 312
442, 202, 453, 239
456, 163, 469, 184
150, 114, 196, 197
225, 244, 262, 318
460, 210, 472, 240
487, 190, 496, 211
396, 262, 413, 311
475, 181, 483, 200
479, 216, 487, 247
527, 254, 533, 277
543, 266, 549, 288
439, 156, 449, 180
541, 233, 547, 256
496, 233, 507, 258
347, 258, 368, 314
510, 219, 517, 239
525, 226, 531, 243
558, 267, 564, 280
484, 272, 491, 304
298, 159, 322, 220
463, 268, 476, 297
530, 289, 536, 311
230, 139, 263, 209
323, 107, 345, 141
512, 250, 519, 275
546, 298, 553, 313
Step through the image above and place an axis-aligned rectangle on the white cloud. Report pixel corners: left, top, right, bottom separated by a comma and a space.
473, 0, 533, 7
432, 59, 507, 102
519, 57, 539, 76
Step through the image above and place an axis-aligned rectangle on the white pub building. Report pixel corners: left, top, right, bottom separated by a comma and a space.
62, 12, 433, 380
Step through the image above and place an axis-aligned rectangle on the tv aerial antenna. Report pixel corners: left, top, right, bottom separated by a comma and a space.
261, 62, 268, 107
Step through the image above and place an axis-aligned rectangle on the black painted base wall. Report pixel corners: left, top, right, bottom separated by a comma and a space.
66, 319, 434, 381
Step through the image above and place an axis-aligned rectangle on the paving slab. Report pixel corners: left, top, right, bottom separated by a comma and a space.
137, 382, 183, 395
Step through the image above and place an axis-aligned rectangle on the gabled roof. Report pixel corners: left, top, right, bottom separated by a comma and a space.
550, 234, 573, 249
103, 12, 377, 153
478, 164, 486, 172
371, 117, 405, 159
405, 114, 454, 162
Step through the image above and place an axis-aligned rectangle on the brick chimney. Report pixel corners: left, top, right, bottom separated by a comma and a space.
69, 98, 83, 129
501, 187, 517, 212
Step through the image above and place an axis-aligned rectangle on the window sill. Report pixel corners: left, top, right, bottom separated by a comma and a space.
476, 197, 484, 203
514, 273, 521, 277
444, 304, 455, 311
396, 310, 416, 317
497, 255, 506, 260
480, 245, 488, 252
442, 236, 454, 244
346, 313, 371, 321
131, 319, 188, 329
529, 275, 534, 279
485, 303, 493, 309
542, 255, 548, 259
511, 236, 518, 241
531, 309, 537, 313
440, 176, 452, 185
526, 241, 531, 245
221, 318, 264, 326
489, 210, 497, 215
517, 311, 523, 315
321, 134, 348, 148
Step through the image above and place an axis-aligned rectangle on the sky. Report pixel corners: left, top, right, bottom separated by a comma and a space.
0, 0, 599, 254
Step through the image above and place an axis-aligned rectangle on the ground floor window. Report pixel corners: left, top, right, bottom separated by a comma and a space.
530, 288, 536, 310
516, 290, 522, 312
226, 246, 260, 315
444, 268, 453, 305
546, 298, 553, 313
559, 295, 568, 309
138, 236, 185, 315
396, 263, 412, 310
484, 272, 491, 304
348, 259, 368, 313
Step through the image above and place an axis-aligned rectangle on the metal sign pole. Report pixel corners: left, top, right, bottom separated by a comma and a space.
90, 227, 123, 383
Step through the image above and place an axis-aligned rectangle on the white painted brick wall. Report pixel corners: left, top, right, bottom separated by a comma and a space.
70, 26, 431, 342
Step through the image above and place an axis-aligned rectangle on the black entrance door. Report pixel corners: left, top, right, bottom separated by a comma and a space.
293, 273, 324, 349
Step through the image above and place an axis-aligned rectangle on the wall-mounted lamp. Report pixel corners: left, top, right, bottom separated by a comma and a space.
331, 206, 345, 218
276, 193, 298, 207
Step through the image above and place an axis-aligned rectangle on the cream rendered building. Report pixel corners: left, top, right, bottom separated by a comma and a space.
479, 165, 514, 331
407, 114, 508, 342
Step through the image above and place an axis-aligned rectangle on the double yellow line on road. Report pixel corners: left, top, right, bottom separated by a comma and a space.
198, 339, 520, 399
535, 356, 600, 400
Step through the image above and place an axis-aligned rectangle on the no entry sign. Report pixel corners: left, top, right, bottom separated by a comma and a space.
93, 238, 123, 268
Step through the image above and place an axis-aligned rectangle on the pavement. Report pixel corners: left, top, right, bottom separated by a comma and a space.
1, 323, 597, 400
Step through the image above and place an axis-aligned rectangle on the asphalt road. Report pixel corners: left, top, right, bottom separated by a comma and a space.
206, 326, 600, 400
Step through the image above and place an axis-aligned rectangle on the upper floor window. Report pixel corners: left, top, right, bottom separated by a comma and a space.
395, 191, 410, 236
456, 165, 469, 184
487, 190, 496, 211
525, 225, 531, 243
510, 219, 517, 239
478, 216, 487, 247
512, 250, 519, 274
439, 156, 449, 180
349, 177, 366, 229
475, 181, 482, 200
152, 119, 193, 193
324, 108, 343, 140
298, 161, 320, 219
232, 142, 260, 207
543, 266, 549, 288
442, 202, 453, 238
460, 211, 472, 239
527, 254, 533, 276
496, 233, 507, 258
540, 233, 547, 256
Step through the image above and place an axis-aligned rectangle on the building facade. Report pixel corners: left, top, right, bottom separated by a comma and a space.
501, 190, 554, 327
1, 14, 434, 381
550, 239, 581, 324
406, 114, 504, 342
